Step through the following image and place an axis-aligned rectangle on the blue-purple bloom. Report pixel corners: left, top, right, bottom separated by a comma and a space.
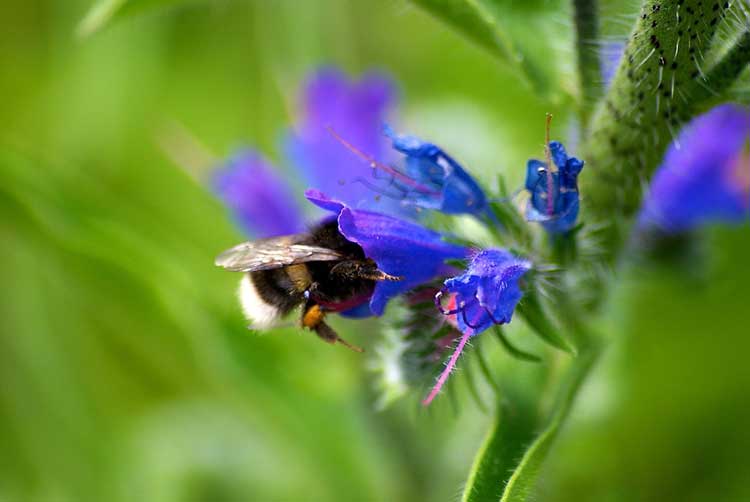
214, 69, 405, 238
213, 151, 305, 237
438, 249, 531, 336
639, 104, 750, 233
600, 41, 625, 88
305, 189, 469, 317
384, 126, 488, 216
285, 68, 404, 214
525, 141, 585, 234
424, 249, 531, 405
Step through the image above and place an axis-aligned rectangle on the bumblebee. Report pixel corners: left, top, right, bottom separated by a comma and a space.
215, 220, 401, 351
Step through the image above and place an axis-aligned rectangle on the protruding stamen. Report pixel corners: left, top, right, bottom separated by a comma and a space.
544, 113, 555, 215
325, 126, 439, 195
422, 329, 472, 406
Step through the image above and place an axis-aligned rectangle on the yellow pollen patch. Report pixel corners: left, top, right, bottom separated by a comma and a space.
302, 304, 326, 329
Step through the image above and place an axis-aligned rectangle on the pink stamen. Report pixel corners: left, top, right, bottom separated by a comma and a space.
544, 113, 555, 216
422, 329, 472, 406
325, 126, 440, 196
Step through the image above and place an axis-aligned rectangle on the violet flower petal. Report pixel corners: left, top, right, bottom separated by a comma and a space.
306, 189, 469, 315
213, 150, 305, 237
385, 127, 488, 216
525, 141, 585, 234
442, 249, 530, 336
600, 41, 625, 88
285, 68, 402, 213
639, 104, 750, 233
424, 249, 530, 405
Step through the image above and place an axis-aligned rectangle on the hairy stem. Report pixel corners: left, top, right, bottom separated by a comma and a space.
695, 28, 750, 106
581, 0, 749, 271
573, 0, 603, 128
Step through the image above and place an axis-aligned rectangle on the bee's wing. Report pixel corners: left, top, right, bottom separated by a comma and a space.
215, 236, 343, 272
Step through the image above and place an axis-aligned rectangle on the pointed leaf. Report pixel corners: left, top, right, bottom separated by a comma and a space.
517, 289, 573, 354
461, 390, 538, 502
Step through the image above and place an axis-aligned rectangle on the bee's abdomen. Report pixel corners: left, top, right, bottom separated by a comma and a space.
239, 269, 302, 329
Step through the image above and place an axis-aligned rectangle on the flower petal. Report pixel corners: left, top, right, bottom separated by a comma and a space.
213, 150, 305, 237
639, 104, 750, 232
525, 141, 584, 234
285, 68, 401, 213
306, 189, 468, 314
441, 248, 530, 336
337, 208, 468, 315
549, 141, 569, 170
386, 127, 488, 215
600, 41, 625, 88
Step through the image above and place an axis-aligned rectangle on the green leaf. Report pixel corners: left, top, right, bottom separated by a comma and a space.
77, 0, 190, 37
516, 289, 573, 354
408, 0, 570, 100
494, 327, 541, 363
500, 341, 599, 501
461, 389, 539, 502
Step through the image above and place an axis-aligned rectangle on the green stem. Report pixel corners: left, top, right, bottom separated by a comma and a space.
694, 29, 750, 106
581, 0, 750, 283
572, 0, 602, 129
499, 336, 600, 501
460, 387, 539, 502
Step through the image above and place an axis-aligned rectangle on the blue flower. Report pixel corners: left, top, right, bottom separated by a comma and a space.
285, 67, 406, 214
214, 68, 403, 237
639, 104, 750, 233
600, 41, 624, 88
423, 249, 531, 405
305, 189, 469, 316
525, 141, 584, 234
383, 126, 488, 216
438, 249, 531, 335
213, 150, 305, 238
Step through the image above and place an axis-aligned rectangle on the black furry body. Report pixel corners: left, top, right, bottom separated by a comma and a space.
248, 220, 376, 317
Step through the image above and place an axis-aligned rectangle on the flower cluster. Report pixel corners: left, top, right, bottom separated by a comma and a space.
213, 68, 586, 405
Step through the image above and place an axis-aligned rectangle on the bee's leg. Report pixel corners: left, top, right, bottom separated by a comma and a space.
301, 303, 364, 353
329, 260, 402, 282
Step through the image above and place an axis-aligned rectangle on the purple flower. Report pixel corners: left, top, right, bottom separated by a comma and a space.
214, 68, 404, 237
305, 189, 469, 316
383, 126, 488, 216
424, 249, 530, 405
600, 41, 625, 88
639, 104, 750, 233
285, 67, 404, 214
525, 141, 585, 234
213, 151, 305, 237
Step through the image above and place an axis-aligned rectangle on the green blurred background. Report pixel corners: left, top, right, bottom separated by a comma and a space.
2, 1, 749, 501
